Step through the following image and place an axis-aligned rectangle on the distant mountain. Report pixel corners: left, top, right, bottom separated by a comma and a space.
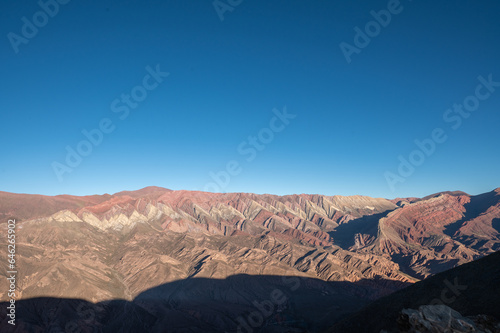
0, 187, 499, 331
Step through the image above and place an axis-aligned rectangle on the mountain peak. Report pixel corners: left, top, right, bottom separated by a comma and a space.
113, 186, 172, 197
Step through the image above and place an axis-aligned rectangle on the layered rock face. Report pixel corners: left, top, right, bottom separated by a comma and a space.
0, 186, 499, 331
354, 189, 500, 278
0, 188, 414, 302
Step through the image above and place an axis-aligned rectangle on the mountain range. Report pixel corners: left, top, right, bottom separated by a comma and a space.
1, 186, 499, 332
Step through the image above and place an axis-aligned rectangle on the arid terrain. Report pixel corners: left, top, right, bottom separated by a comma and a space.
1, 186, 499, 332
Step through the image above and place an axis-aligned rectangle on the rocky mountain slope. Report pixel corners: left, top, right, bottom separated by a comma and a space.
329, 249, 500, 333
0, 186, 499, 331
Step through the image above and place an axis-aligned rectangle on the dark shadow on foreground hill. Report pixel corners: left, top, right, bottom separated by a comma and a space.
0, 275, 411, 333
328, 250, 500, 333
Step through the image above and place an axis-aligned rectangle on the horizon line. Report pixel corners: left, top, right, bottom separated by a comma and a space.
2, 185, 498, 200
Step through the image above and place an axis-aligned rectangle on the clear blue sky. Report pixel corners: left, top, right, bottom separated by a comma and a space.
1, 0, 499, 198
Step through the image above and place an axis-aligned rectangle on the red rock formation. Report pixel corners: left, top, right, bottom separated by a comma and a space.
0, 186, 499, 305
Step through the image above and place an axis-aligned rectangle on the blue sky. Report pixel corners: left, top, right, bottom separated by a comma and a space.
1, 0, 499, 198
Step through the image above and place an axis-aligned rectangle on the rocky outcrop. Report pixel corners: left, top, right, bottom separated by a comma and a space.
397, 305, 500, 333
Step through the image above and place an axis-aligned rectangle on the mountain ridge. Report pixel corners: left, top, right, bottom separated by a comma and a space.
1, 186, 499, 331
